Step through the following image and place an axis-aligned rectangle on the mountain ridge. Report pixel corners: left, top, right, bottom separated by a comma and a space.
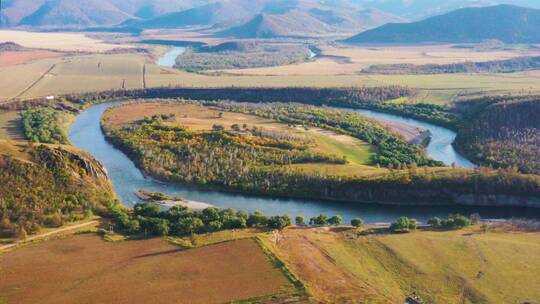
345, 4, 540, 44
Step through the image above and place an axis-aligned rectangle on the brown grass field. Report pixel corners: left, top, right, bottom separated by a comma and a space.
0, 235, 290, 304
0, 30, 132, 52
0, 51, 64, 67
261, 226, 540, 304
0, 31, 539, 104
217, 44, 540, 76
0, 111, 23, 140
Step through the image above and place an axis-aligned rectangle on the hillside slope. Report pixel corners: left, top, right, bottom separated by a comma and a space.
218, 8, 398, 38
0, 141, 115, 238
124, 0, 267, 28
346, 5, 540, 44
455, 97, 540, 174
18, 0, 136, 27
218, 12, 330, 38
0, 0, 205, 27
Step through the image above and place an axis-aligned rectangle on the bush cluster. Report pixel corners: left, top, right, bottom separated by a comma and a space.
109, 204, 293, 236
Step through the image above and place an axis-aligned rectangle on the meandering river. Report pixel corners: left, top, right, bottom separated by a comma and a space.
68, 102, 539, 223
157, 47, 186, 68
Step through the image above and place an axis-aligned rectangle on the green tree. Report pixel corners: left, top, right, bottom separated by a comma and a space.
427, 217, 442, 228
390, 217, 417, 233
295, 216, 305, 226
268, 215, 291, 230
328, 215, 343, 226
309, 214, 328, 226
247, 211, 268, 227
173, 217, 204, 235
351, 218, 364, 228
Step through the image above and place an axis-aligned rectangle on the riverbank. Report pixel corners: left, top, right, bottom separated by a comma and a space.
64, 95, 539, 223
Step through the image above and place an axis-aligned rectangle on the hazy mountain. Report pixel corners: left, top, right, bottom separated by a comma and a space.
345, 5, 540, 44
0, 0, 47, 26
0, 0, 208, 27
122, 0, 399, 34
218, 7, 398, 38
18, 0, 135, 27
123, 0, 268, 28
108, 0, 211, 19
218, 13, 329, 38
354, 0, 540, 20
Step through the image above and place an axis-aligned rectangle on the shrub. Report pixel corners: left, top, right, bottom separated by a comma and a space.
328, 215, 343, 226
441, 214, 471, 230
268, 215, 292, 230
295, 216, 305, 226
390, 217, 417, 233
247, 211, 268, 227
309, 214, 328, 226
427, 217, 442, 228
351, 218, 364, 227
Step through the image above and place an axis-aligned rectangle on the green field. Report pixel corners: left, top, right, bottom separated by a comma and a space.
261, 226, 540, 303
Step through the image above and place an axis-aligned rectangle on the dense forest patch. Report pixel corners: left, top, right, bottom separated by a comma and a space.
175, 43, 312, 72
455, 97, 540, 174
21, 107, 71, 144
0, 141, 115, 238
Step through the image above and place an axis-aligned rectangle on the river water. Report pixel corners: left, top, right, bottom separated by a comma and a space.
68, 102, 540, 223
352, 109, 475, 168
157, 47, 186, 68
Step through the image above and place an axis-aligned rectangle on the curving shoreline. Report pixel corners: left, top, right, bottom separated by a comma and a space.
68, 101, 540, 223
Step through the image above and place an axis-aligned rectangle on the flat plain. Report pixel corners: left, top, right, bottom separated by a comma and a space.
216, 44, 540, 76
1, 30, 540, 105
0, 30, 132, 52
0, 235, 291, 304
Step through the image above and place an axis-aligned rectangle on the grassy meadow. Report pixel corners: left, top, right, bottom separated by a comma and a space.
260, 226, 540, 304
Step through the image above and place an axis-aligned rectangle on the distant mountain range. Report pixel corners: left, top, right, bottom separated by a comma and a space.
0, 0, 208, 27
345, 5, 540, 44
217, 8, 397, 38
125, 0, 400, 38
2, 0, 540, 40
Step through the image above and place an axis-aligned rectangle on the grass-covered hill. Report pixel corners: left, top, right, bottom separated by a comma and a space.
346, 4, 540, 44
0, 141, 116, 239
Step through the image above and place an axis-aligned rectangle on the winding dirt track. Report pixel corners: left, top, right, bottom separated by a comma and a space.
0, 220, 98, 252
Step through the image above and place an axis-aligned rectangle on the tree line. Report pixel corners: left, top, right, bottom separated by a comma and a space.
364, 56, 540, 75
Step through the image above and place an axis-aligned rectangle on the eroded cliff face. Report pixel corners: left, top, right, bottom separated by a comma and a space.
39, 147, 109, 180
0, 143, 116, 237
